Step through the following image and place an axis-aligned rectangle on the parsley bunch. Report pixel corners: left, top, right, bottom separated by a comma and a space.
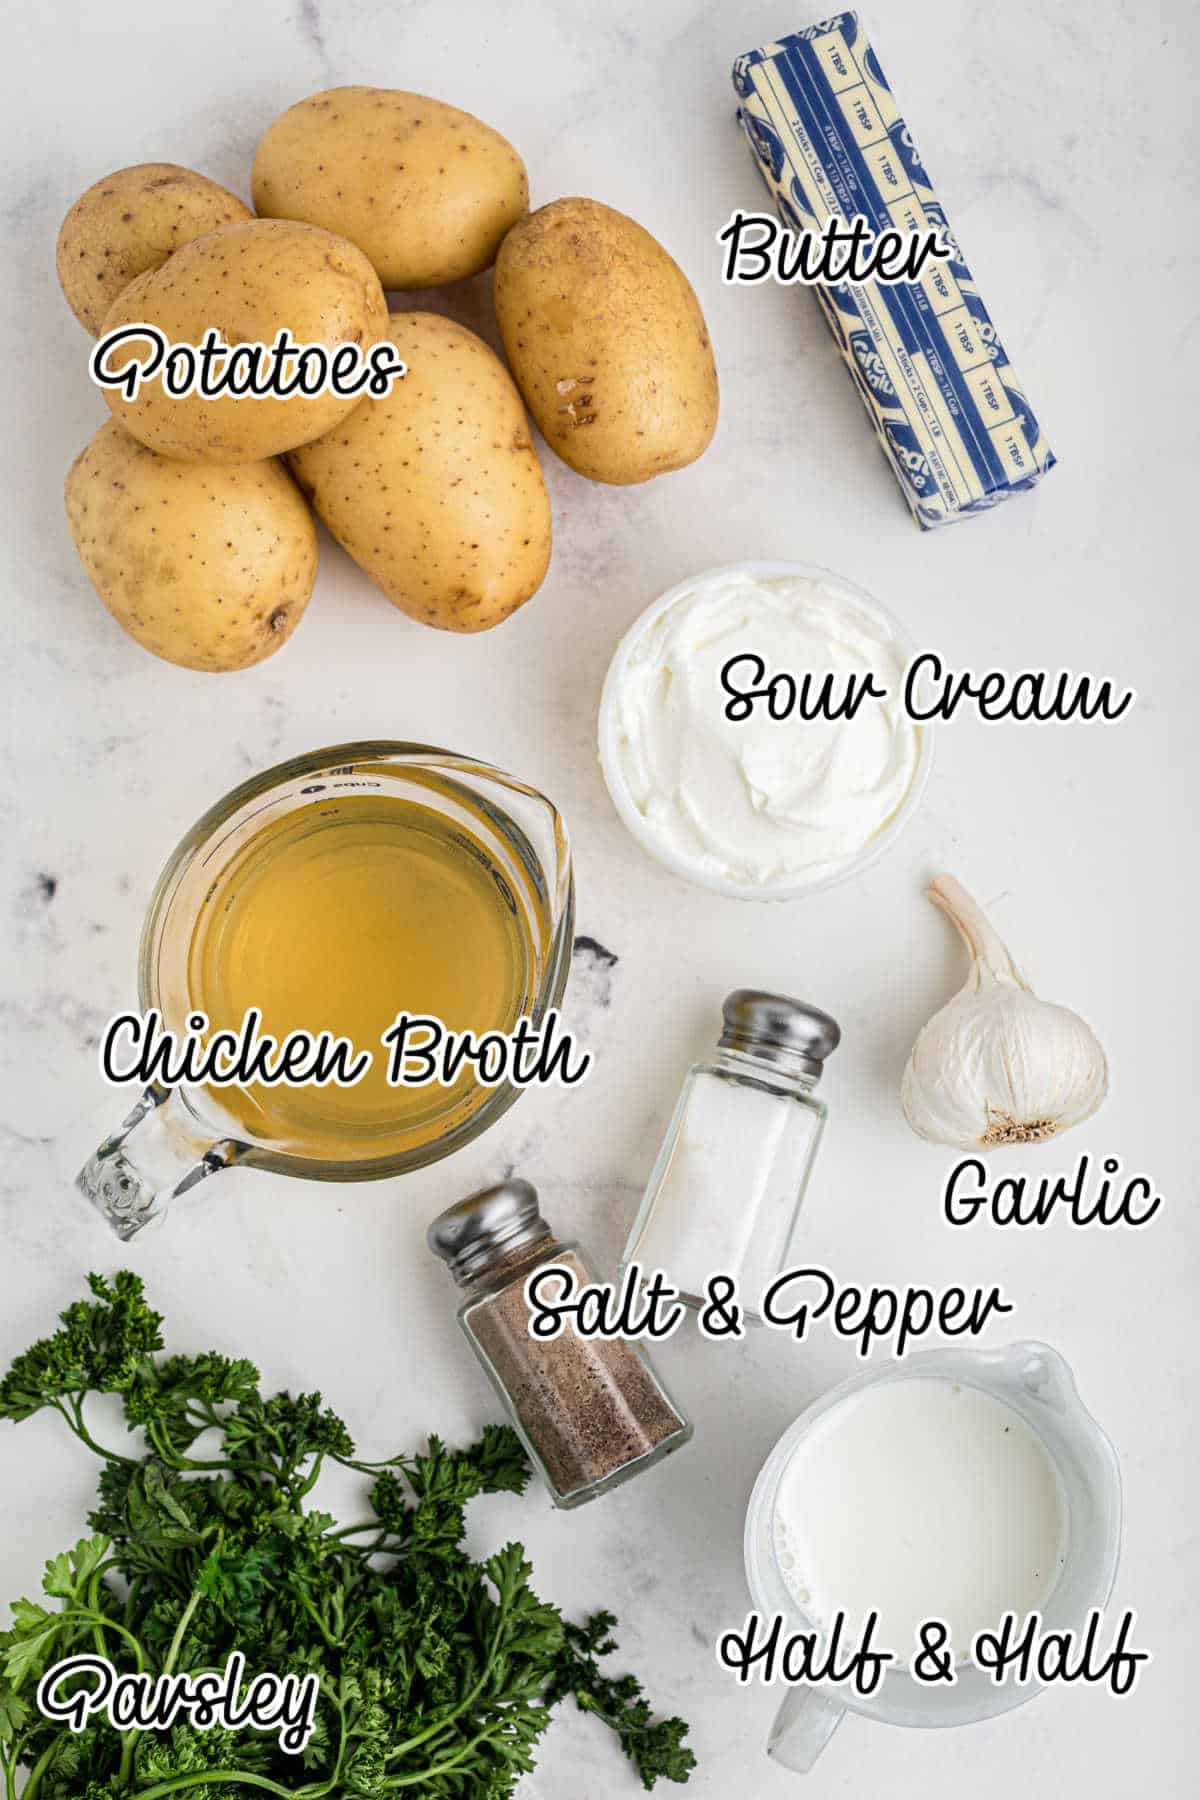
0, 1274, 695, 1797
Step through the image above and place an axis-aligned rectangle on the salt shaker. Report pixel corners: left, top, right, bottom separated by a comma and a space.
621, 991, 839, 1324
428, 1179, 692, 1508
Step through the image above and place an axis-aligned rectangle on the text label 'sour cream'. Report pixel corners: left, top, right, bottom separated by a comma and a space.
610, 569, 920, 890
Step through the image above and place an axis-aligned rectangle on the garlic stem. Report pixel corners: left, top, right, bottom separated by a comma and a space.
927, 874, 1028, 991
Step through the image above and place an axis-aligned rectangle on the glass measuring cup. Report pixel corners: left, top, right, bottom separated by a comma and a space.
78, 742, 574, 1239
743, 1342, 1122, 1771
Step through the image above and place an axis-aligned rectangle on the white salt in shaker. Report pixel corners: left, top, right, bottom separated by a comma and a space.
620, 991, 839, 1324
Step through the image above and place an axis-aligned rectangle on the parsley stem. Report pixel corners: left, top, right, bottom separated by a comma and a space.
384, 1579, 514, 1765
293, 1452, 324, 1498
381, 1722, 506, 1787
14, 1733, 62, 1800
87, 1569, 106, 1661
319, 1671, 349, 1791
127, 1772, 303, 1798
71, 1609, 146, 1668
115, 1576, 203, 1787
56, 1397, 137, 1465
163, 1575, 206, 1675
293, 1589, 343, 1651
124, 1573, 143, 1629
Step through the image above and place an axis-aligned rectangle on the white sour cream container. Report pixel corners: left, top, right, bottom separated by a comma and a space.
597, 561, 934, 900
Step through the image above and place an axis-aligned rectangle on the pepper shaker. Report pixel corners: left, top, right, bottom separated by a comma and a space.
428, 1179, 693, 1508
621, 990, 839, 1323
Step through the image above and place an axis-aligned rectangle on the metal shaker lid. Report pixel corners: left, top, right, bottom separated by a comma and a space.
718, 989, 841, 1077
427, 1178, 553, 1285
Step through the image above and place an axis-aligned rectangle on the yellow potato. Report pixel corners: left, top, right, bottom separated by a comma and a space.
65, 420, 317, 671
494, 197, 718, 485
99, 219, 389, 463
288, 312, 550, 633
252, 87, 528, 289
56, 162, 251, 335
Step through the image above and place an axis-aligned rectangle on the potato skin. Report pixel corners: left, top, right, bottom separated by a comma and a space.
99, 219, 389, 464
65, 420, 317, 671
252, 87, 528, 289
56, 163, 251, 335
288, 313, 550, 633
494, 197, 718, 485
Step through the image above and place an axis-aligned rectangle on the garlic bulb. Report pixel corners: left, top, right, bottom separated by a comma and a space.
901, 874, 1108, 1149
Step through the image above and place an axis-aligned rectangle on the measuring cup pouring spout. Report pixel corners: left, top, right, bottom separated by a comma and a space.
1002, 1340, 1077, 1409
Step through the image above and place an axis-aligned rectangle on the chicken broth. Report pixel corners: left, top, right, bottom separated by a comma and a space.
184, 793, 535, 1158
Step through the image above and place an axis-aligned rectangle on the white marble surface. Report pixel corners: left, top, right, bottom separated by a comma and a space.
1, 0, 1196, 1793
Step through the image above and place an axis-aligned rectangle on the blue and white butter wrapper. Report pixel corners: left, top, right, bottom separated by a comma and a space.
733, 13, 1055, 528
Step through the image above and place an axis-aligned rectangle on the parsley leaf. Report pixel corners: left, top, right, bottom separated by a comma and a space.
545, 1611, 698, 1789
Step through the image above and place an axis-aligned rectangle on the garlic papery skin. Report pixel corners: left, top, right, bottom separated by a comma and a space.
901, 874, 1109, 1149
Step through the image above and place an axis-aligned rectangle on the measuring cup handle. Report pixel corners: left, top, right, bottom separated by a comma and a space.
76, 1086, 240, 1240
768, 1687, 846, 1772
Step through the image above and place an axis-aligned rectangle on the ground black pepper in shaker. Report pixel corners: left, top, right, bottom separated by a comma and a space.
428, 1178, 693, 1507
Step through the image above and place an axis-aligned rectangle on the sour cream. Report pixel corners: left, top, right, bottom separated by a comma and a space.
603, 567, 921, 893
773, 1376, 1068, 1658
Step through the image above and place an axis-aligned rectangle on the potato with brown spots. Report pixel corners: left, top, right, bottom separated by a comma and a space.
288, 313, 550, 633
65, 420, 317, 671
99, 218, 389, 464
252, 87, 528, 289
494, 196, 718, 485
56, 163, 251, 335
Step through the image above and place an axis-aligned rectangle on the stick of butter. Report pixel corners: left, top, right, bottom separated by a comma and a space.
733, 13, 1055, 528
